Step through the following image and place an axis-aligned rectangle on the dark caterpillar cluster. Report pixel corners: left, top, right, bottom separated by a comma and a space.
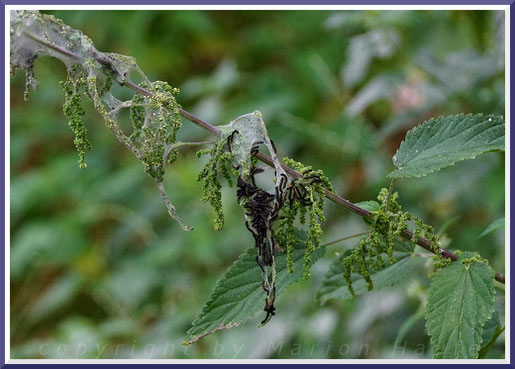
230, 130, 323, 325
286, 169, 324, 208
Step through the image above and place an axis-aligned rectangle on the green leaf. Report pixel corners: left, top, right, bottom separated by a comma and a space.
318, 241, 414, 304
355, 200, 380, 213
426, 255, 495, 359
479, 218, 505, 238
478, 311, 504, 359
388, 114, 504, 178
356, 200, 380, 226
394, 308, 425, 348
185, 231, 324, 344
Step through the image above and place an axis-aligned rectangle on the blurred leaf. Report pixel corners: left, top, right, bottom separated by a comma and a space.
394, 307, 425, 348
185, 231, 325, 344
426, 253, 495, 359
417, 49, 502, 92
478, 310, 504, 359
28, 272, 84, 324
389, 114, 505, 178
346, 75, 401, 117
99, 261, 160, 310
342, 28, 400, 87
54, 317, 106, 359
181, 59, 239, 99
478, 217, 504, 238
11, 220, 87, 279
318, 240, 414, 304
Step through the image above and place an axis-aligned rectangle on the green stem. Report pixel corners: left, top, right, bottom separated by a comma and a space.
323, 231, 370, 247
385, 178, 397, 213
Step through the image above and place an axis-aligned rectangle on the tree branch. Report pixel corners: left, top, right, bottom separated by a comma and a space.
21, 28, 506, 285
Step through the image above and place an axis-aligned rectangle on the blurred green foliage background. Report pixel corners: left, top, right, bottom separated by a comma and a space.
10, 10, 505, 359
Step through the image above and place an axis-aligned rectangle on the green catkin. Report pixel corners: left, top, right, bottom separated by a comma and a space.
386, 227, 395, 264
370, 232, 384, 269
358, 241, 373, 290
304, 209, 319, 279
461, 254, 487, 266
133, 81, 183, 182
431, 255, 452, 276
303, 196, 325, 279
411, 219, 423, 243
275, 201, 299, 274
279, 157, 333, 278
219, 151, 237, 187
141, 127, 165, 181
196, 136, 236, 231
299, 204, 307, 225
343, 257, 355, 297
393, 212, 410, 236
130, 95, 145, 130
60, 65, 91, 169
341, 187, 444, 297
285, 215, 297, 273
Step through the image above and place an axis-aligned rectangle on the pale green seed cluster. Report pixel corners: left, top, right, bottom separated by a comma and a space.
431, 255, 452, 276
196, 136, 238, 231
59, 65, 92, 169
275, 195, 301, 274
342, 187, 442, 297
133, 81, 182, 182
276, 157, 333, 279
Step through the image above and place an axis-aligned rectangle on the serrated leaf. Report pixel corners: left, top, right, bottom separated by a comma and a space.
318, 240, 414, 304
426, 257, 495, 359
185, 231, 324, 344
479, 218, 505, 238
388, 114, 504, 178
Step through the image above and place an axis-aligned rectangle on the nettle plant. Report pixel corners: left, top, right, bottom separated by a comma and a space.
10, 11, 505, 358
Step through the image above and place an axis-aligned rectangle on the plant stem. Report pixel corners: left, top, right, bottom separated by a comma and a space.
23, 30, 83, 61
22, 27, 506, 285
323, 231, 370, 247
385, 178, 397, 213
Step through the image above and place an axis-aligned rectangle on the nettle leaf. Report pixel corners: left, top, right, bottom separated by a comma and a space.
388, 114, 504, 178
426, 254, 496, 359
185, 231, 324, 344
318, 240, 414, 304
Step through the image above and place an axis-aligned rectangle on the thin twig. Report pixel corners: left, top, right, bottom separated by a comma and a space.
385, 178, 397, 213
323, 231, 370, 247
23, 30, 83, 61
22, 27, 506, 285
171, 140, 216, 148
